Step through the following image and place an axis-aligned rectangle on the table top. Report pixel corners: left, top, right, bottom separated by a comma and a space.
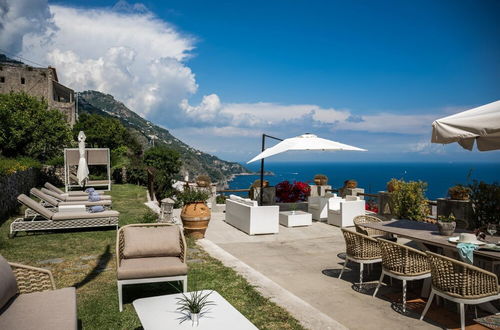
133, 290, 258, 330
362, 219, 500, 260
279, 211, 310, 216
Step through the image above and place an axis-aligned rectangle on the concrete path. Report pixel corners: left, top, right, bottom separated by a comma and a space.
198, 211, 438, 330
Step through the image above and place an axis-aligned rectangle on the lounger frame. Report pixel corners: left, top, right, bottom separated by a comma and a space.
10, 215, 118, 238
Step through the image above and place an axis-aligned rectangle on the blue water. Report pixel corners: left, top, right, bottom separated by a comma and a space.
229, 162, 500, 200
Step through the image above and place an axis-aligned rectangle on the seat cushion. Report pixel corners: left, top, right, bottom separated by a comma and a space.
64, 195, 111, 201
117, 257, 188, 280
0, 256, 18, 310
0, 287, 77, 330
59, 200, 112, 207
123, 226, 181, 258
52, 210, 119, 221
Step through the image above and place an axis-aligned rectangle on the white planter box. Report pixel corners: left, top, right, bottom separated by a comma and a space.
279, 211, 312, 227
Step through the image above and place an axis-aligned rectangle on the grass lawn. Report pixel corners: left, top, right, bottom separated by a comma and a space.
0, 184, 304, 330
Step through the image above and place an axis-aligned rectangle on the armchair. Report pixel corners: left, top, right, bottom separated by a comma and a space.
327, 196, 365, 227
308, 193, 342, 221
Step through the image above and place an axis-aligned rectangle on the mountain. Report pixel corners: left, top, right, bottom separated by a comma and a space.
77, 90, 247, 183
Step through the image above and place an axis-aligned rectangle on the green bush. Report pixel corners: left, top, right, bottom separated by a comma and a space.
469, 180, 500, 228
0, 157, 41, 177
388, 179, 428, 221
177, 188, 210, 206
144, 146, 181, 199
140, 210, 158, 223
0, 92, 72, 161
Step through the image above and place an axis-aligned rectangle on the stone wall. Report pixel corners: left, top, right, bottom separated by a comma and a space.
0, 169, 41, 223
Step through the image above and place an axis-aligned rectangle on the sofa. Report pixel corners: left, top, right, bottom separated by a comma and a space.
0, 255, 77, 330
327, 196, 366, 227
225, 195, 279, 235
308, 194, 343, 221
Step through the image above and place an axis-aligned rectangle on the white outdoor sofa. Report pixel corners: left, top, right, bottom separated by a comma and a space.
225, 195, 279, 235
327, 196, 366, 227
308, 194, 344, 221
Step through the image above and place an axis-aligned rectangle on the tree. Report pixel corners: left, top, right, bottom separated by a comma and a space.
143, 146, 181, 199
72, 113, 140, 152
0, 92, 72, 161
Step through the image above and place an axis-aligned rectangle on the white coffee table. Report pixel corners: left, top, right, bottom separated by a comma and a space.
279, 211, 312, 227
133, 290, 257, 330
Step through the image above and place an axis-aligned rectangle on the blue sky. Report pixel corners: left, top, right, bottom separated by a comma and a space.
3, 0, 499, 162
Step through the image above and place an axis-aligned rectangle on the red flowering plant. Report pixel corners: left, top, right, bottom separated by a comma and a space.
365, 199, 379, 213
275, 181, 311, 203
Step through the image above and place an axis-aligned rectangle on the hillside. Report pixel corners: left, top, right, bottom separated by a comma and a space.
77, 90, 247, 183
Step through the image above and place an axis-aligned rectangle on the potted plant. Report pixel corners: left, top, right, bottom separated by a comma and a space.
313, 174, 328, 186
176, 290, 215, 326
387, 178, 400, 193
289, 203, 298, 214
448, 184, 471, 200
437, 215, 456, 236
177, 188, 211, 239
195, 175, 211, 188
345, 179, 357, 189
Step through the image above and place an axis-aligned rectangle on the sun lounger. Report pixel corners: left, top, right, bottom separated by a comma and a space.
9, 194, 119, 238
41, 187, 112, 201
30, 188, 112, 209
44, 182, 105, 196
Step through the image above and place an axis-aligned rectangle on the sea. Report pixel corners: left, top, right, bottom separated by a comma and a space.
228, 162, 500, 200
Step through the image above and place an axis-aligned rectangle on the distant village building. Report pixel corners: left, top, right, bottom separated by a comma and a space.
0, 57, 76, 125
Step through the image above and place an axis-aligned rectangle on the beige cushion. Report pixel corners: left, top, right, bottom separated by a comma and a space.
17, 194, 54, 220
0, 256, 18, 310
65, 195, 112, 201
0, 287, 77, 330
123, 226, 181, 258
117, 257, 187, 280
51, 210, 118, 221
59, 200, 112, 207
44, 182, 65, 195
31, 188, 59, 207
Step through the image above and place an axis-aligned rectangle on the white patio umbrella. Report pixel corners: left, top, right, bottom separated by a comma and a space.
248, 133, 366, 163
431, 100, 500, 151
76, 131, 89, 187
247, 133, 366, 204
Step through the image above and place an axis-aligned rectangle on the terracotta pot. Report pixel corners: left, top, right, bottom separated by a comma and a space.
196, 177, 211, 187
313, 175, 328, 186
437, 221, 456, 236
387, 181, 397, 193
449, 191, 469, 200
180, 202, 211, 239
345, 180, 357, 189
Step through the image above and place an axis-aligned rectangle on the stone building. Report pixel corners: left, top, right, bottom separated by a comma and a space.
0, 59, 76, 125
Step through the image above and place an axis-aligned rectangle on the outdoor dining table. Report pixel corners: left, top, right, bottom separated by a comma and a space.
362, 219, 500, 314
362, 219, 500, 260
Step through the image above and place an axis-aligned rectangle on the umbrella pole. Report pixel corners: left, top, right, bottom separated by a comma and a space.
260, 134, 265, 205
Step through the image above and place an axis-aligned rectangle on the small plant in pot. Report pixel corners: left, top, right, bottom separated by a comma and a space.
314, 174, 328, 186
437, 215, 456, 236
448, 184, 471, 200
177, 188, 211, 239
176, 290, 215, 326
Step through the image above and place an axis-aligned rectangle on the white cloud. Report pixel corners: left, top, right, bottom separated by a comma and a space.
409, 141, 446, 154
1, 0, 196, 119
338, 113, 439, 134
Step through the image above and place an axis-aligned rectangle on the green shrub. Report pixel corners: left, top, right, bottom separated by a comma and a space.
177, 188, 210, 206
143, 146, 181, 199
140, 210, 159, 223
388, 179, 428, 221
469, 180, 500, 228
45, 156, 64, 166
216, 194, 227, 204
0, 157, 41, 177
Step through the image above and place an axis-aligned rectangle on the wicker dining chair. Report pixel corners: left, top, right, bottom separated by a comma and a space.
420, 251, 500, 330
353, 215, 391, 238
339, 228, 382, 289
373, 238, 431, 313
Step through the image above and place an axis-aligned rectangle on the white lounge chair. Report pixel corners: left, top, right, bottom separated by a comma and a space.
41, 187, 112, 201
10, 194, 119, 237
44, 182, 105, 196
30, 188, 112, 209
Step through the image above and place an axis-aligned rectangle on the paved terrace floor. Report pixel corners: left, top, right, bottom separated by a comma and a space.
192, 210, 438, 330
